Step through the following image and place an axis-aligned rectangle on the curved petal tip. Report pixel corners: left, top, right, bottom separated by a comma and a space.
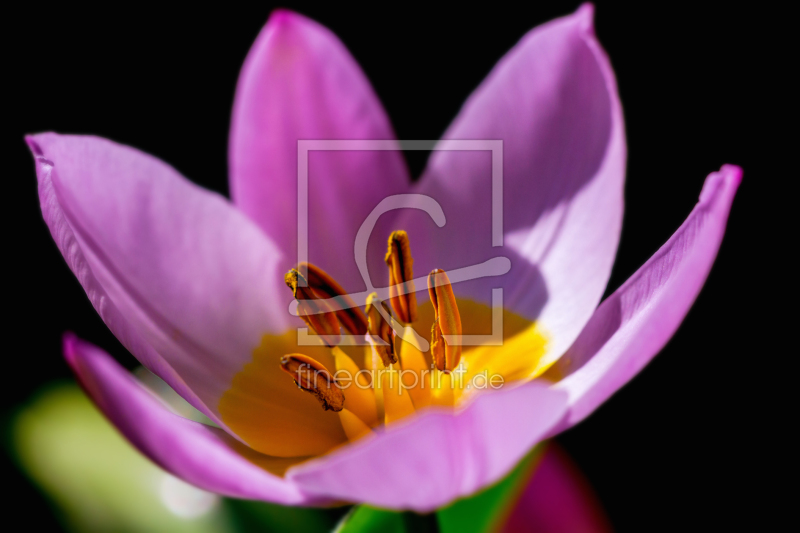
25, 134, 44, 156
62, 331, 78, 365
262, 7, 321, 44
266, 7, 302, 26
575, 2, 596, 33
701, 164, 743, 204
553, 163, 742, 430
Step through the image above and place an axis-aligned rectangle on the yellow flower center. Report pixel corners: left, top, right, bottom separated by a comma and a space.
218, 230, 550, 467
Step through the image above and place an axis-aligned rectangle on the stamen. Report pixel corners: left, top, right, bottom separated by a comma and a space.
428, 269, 462, 373
285, 269, 341, 347
280, 354, 345, 412
385, 230, 418, 324
297, 262, 368, 337
365, 292, 397, 366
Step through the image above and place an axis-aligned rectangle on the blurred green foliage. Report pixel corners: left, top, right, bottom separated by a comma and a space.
8, 381, 541, 532
8, 382, 345, 532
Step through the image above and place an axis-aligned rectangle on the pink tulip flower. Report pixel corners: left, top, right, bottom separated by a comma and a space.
28, 4, 740, 512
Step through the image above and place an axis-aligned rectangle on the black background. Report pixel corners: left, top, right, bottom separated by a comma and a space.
4, 2, 786, 531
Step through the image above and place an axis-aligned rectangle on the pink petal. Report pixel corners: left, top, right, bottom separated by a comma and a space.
28, 133, 291, 429
287, 383, 568, 512
553, 165, 742, 430
398, 4, 626, 364
63, 334, 321, 505
229, 10, 410, 295
502, 444, 612, 533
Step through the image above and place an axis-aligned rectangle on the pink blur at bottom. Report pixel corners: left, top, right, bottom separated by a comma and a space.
503, 445, 613, 533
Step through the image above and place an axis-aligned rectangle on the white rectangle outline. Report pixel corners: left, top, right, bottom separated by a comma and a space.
297, 139, 504, 346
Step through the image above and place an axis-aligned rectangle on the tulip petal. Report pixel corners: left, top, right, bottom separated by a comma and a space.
229, 10, 410, 295
502, 444, 612, 533
399, 4, 626, 366
28, 133, 346, 448
63, 334, 321, 505
30, 133, 212, 422
287, 383, 568, 512
552, 165, 742, 430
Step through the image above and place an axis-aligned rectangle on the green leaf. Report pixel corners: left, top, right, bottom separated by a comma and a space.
334, 505, 407, 533
436, 444, 546, 533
